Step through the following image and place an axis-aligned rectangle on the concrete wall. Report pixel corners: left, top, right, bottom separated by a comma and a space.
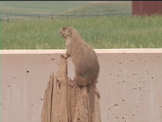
1, 49, 162, 122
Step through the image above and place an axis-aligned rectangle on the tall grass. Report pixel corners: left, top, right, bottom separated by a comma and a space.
1, 15, 162, 49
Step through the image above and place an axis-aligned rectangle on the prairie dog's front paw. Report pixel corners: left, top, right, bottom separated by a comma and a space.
61, 54, 68, 59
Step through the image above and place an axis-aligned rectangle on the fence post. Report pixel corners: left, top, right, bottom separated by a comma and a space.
41, 56, 101, 122
66, 15, 68, 20
38, 14, 40, 20
51, 14, 53, 20
7, 15, 9, 22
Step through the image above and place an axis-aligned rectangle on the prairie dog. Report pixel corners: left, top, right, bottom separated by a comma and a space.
60, 27, 100, 98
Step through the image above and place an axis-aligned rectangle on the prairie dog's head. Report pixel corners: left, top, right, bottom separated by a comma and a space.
60, 27, 77, 39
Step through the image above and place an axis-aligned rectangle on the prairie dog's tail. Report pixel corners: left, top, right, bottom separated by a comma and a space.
93, 83, 100, 99
75, 76, 100, 113
87, 81, 100, 114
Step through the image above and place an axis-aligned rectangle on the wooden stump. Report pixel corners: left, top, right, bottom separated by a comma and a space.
41, 56, 101, 122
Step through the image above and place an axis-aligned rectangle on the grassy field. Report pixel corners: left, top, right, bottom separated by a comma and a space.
1, 1, 131, 16
1, 1, 162, 49
1, 1, 90, 15
1, 15, 162, 49
1, 1, 131, 21
63, 1, 131, 15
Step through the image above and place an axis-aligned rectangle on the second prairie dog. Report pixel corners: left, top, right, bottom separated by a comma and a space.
60, 27, 100, 98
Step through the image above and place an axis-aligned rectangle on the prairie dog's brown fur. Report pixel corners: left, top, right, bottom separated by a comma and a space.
60, 27, 100, 98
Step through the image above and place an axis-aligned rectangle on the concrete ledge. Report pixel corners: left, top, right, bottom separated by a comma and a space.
1, 49, 162, 54
1, 49, 162, 122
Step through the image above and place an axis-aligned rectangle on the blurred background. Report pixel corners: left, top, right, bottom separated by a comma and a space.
1, 1, 162, 49
1, 1, 132, 21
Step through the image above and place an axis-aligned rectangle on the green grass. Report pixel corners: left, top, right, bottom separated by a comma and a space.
63, 1, 131, 15
0, 4, 1, 119
1, 15, 162, 49
1, 1, 132, 21
1, 1, 90, 15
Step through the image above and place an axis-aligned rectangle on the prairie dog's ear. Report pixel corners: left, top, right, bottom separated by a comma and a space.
68, 28, 72, 37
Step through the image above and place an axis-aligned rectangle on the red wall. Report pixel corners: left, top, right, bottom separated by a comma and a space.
132, 1, 162, 16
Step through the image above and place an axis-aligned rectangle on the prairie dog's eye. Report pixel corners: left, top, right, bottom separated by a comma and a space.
63, 28, 66, 30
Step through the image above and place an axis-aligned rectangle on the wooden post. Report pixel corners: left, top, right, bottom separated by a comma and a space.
41, 56, 101, 122
38, 14, 40, 20
7, 15, 9, 22
51, 14, 53, 20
